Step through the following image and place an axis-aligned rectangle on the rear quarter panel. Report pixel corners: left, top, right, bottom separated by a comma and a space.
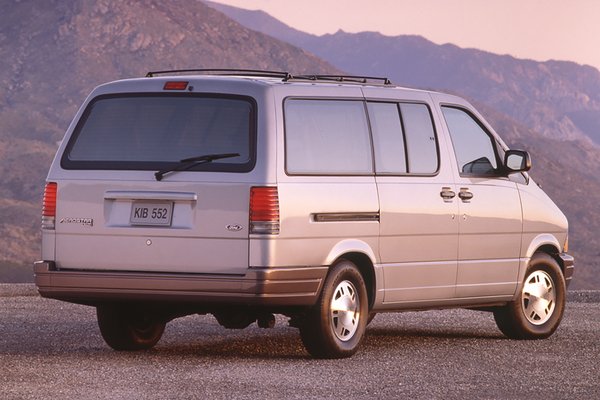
249, 84, 380, 268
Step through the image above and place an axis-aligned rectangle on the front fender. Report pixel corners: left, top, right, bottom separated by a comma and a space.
524, 234, 561, 259
513, 234, 563, 297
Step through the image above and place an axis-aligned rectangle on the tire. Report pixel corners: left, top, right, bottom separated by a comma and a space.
493, 253, 566, 339
367, 312, 377, 326
299, 259, 368, 359
96, 305, 166, 351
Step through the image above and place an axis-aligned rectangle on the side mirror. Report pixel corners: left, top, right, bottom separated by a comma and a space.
504, 150, 531, 173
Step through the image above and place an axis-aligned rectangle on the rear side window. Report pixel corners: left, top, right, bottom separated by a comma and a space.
284, 99, 373, 175
368, 102, 438, 175
62, 94, 256, 172
367, 102, 407, 174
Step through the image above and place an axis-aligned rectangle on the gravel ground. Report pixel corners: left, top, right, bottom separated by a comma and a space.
1, 286, 599, 399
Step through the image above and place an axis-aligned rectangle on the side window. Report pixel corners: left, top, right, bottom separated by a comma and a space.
441, 106, 499, 176
284, 99, 373, 175
401, 103, 438, 174
367, 102, 438, 175
367, 102, 407, 174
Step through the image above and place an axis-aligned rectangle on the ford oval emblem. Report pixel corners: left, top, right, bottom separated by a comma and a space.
226, 224, 243, 232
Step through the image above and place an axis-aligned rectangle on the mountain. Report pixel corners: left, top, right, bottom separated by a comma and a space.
205, 1, 600, 146
1, 0, 599, 290
0, 0, 339, 276
205, 1, 600, 289
301, 33, 600, 146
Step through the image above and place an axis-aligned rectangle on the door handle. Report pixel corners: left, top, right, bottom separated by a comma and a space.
440, 187, 456, 201
458, 189, 473, 201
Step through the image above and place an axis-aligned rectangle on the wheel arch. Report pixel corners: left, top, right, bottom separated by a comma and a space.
524, 234, 561, 259
516, 235, 567, 297
324, 240, 378, 311
524, 234, 566, 273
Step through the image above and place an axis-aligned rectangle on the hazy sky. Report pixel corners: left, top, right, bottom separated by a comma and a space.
211, 0, 600, 71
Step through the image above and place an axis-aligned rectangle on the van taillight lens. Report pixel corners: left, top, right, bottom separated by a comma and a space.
250, 187, 279, 234
42, 182, 57, 230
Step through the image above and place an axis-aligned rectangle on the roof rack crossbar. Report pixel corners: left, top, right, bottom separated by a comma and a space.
145, 69, 393, 85
291, 74, 392, 85
146, 69, 292, 79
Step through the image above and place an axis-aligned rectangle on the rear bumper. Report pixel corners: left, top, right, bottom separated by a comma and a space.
34, 261, 327, 307
559, 252, 575, 288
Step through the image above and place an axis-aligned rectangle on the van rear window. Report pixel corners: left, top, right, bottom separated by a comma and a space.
61, 94, 256, 172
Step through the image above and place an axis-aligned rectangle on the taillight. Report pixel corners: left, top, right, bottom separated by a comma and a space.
250, 187, 279, 234
42, 182, 57, 230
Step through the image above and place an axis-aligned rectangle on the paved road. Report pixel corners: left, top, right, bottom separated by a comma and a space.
1, 286, 599, 399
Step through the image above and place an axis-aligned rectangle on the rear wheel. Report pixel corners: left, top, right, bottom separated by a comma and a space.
96, 305, 166, 351
493, 253, 566, 339
299, 259, 368, 358
367, 312, 377, 326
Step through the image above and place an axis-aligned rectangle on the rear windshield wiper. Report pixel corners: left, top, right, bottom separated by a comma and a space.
154, 153, 240, 181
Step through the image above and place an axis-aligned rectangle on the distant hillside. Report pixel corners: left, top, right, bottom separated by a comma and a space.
206, 1, 600, 145
206, 1, 600, 289
0, 0, 339, 269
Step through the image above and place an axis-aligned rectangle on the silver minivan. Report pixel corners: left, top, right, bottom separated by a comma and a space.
35, 70, 574, 358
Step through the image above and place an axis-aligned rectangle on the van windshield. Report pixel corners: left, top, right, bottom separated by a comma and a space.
61, 94, 256, 172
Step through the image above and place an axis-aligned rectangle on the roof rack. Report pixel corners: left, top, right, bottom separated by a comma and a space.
144, 69, 393, 86
289, 74, 393, 85
145, 69, 292, 79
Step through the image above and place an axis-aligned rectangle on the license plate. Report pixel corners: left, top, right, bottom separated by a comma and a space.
130, 201, 174, 226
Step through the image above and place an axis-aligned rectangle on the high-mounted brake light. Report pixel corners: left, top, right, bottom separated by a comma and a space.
250, 187, 280, 234
42, 182, 57, 230
163, 81, 189, 90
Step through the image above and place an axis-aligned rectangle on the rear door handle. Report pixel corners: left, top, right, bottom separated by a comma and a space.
440, 187, 456, 201
458, 189, 473, 201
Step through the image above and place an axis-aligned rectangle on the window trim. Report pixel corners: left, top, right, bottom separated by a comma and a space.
60, 92, 258, 173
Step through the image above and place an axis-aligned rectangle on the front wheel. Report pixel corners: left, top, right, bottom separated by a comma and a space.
299, 259, 368, 358
493, 253, 566, 339
97, 305, 166, 351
